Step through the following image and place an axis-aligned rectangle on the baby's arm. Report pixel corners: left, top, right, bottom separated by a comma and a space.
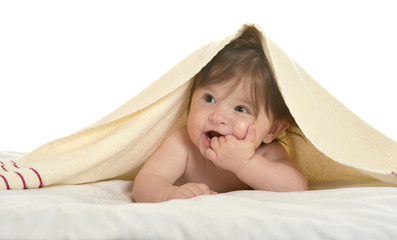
236, 142, 308, 192
133, 129, 214, 202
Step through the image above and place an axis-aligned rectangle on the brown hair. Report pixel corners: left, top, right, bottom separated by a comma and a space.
189, 27, 298, 135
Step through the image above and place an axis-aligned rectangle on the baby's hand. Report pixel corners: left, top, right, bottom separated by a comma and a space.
167, 183, 217, 200
205, 125, 256, 174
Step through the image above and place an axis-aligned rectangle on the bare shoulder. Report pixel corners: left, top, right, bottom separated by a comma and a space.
258, 141, 290, 162
151, 127, 191, 159
138, 127, 190, 177
166, 127, 191, 148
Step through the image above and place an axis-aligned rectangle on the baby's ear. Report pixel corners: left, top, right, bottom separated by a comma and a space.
262, 120, 289, 144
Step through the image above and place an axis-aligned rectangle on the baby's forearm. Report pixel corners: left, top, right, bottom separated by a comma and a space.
236, 153, 308, 192
133, 173, 177, 203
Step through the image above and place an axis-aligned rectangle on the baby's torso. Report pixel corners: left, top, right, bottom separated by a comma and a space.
175, 153, 252, 193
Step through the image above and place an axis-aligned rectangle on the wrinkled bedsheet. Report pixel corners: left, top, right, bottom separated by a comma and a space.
1, 151, 397, 239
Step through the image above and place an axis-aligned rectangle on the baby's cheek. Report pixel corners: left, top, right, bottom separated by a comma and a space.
233, 120, 251, 140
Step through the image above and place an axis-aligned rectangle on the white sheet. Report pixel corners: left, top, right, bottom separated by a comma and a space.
1, 151, 397, 239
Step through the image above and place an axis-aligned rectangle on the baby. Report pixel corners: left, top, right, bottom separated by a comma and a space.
133, 28, 308, 202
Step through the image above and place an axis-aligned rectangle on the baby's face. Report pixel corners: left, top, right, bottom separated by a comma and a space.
187, 80, 275, 157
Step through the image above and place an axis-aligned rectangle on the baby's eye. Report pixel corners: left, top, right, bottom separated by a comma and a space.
204, 94, 216, 104
235, 106, 249, 113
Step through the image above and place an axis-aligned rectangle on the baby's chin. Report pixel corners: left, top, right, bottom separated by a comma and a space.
198, 144, 212, 160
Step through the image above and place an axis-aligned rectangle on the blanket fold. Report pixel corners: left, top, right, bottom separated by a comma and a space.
1, 23, 396, 190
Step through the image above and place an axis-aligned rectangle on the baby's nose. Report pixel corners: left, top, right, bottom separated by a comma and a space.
209, 109, 229, 125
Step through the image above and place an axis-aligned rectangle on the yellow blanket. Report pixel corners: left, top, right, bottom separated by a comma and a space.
1, 23, 396, 190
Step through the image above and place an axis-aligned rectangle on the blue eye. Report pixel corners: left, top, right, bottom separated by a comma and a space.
235, 106, 249, 113
204, 94, 216, 104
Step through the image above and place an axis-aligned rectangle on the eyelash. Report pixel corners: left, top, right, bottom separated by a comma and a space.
235, 106, 249, 114
203, 94, 216, 104
203, 94, 251, 114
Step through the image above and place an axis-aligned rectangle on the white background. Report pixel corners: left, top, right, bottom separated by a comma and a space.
1, 0, 396, 152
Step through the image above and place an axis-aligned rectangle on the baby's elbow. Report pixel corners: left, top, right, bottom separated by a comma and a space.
296, 178, 308, 191
289, 173, 308, 192
132, 174, 148, 202
276, 169, 308, 192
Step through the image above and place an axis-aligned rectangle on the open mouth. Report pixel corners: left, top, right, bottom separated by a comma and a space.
206, 131, 224, 140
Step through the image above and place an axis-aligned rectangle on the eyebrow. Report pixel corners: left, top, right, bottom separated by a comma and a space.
238, 98, 252, 106
199, 86, 253, 106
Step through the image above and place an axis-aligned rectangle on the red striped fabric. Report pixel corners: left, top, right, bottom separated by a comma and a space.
0, 160, 43, 190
